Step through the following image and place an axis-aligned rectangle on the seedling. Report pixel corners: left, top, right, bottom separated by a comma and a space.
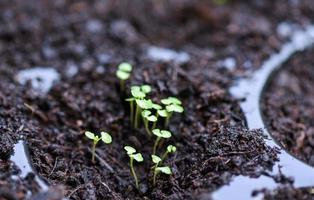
85, 131, 112, 163
124, 146, 144, 189
152, 129, 172, 155
161, 144, 177, 162
142, 110, 157, 135
151, 103, 163, 129
126, 85, 152, 128
151, 155, 172, 185
161, 97, 184, 127
116, 62, 132, 91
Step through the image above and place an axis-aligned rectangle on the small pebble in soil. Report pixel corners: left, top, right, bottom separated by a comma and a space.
15, 67, 60, 93
146, 46, 190, 64
86, 19, 103, 33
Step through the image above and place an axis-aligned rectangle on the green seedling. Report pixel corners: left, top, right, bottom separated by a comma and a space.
151, 103, 163, 129
152, 129, 172, 155
161, 97, 184, 127
161, 145, 177, 162
85, 131, 112, 163
126, 85, 152, 128
116, 62, 132, 91
142, 110, 157, 135
124, 146, 144, 189
151, 155, 172, 185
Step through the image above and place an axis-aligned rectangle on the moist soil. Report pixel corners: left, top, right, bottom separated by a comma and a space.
262, 47, 314, 167
0, 0, 314, 199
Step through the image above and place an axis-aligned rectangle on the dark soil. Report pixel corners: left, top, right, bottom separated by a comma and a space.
0, 0, 314, 199
262, 47, 314, 167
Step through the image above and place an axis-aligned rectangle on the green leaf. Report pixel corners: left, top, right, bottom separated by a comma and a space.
131, 89, 145, 99
168, 97, 182, 105
153, 129, 171, 138
141, 85, 151, 94
152, 103, 162, 110
101, 131, 112, 144
136, 99, 152, 109
151, 155, 161, 164
160, 130, 172, 138
118, 62, 132, 72
152, 129, 162, 137
147, 115, 157, 122
142, 110, 151, 118
157, 109, 168, 117
166, 104, 184, 113
125, 97, 135, 102
124, 146, 136, 155
161, 98, 172, 105
132, 153, 144, 162
116, 70, 130, 80
167, 145, 177, 153
156, 166, 172, 175
131, 86, 141, 91
85, 131, 95, 140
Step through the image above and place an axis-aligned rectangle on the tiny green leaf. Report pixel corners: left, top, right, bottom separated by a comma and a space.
168, 97, 182, 105
167, 145, 177, 153
147, 115, 157, 122
101, 131, 112, 144
156, 166, 172, 175
142, 110, 151, 118
124, 146, 136, 155
152, 103, 162, 110
132, 153, 144, 162
157, 109, 168, 117
116, 70, 130, 80
136, 99, 153, 109
125, 97, 135, 101
160, 130, 172, 138
131, 89, 145, 99
161, 98, 172, 105
152, 155, 162, 164
152, 129, 161, 137
118, 62, 132, 72
141, 85, 151, 94
85, 131, 95, 140
166, 104, 184, 113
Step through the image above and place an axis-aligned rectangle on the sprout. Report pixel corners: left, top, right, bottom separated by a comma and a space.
124, 146, 144, 189
85, 131, 112, 163
151, 155, 172, 185
142, 110, 157, 135
161, 145, 177, 161
116, 62, 132, 91
161, 97, 184, 127
152, 129, 172, 155
151, 103, 163, 130
127, 85, 152, 128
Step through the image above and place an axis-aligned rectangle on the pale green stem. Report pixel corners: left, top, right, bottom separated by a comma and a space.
143, 118, 151, 136
164, 112, 173, 127
130, 101, 134, 124
161, 151, 168, 162
153, 137, 161, 155
120, 80, 124, 91
134, 104, 140, 128
130, 157, 139, 189
92, 141, 97, 163
153, 163, 159, 186
152, 113, 159, 130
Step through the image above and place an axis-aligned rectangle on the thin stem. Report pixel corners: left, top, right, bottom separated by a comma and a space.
152, 113, 159, 130
130, 101, 134, 125
153, 137, 160, 155
161, 151, 168, 162
130, 157, 139, 189
120, 80, 124, 91
92, 141, 97, 163
164, 112, 173, 127
134, 104, 139, 128
153, 163, 159, 186
144, 119, 151, 136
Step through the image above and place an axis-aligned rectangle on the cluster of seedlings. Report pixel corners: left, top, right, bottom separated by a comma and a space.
84, 62, 183, 189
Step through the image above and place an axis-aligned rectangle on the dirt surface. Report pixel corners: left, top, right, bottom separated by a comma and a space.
262, 47, 314, 167
0, 0, 314, 199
